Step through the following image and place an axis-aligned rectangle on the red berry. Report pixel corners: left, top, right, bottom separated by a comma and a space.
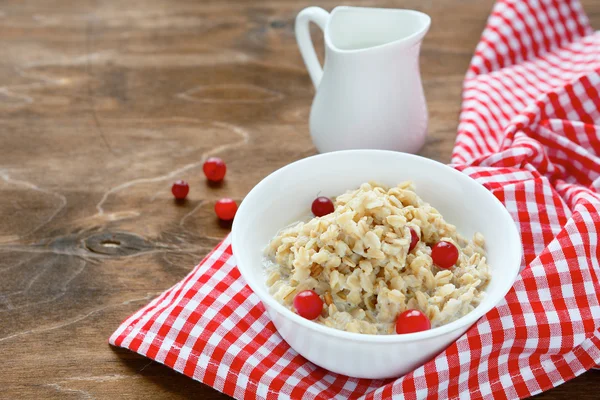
311, 196, 334, 217
431, 241, 459, 269
293, 290, 323, 320
214, 198, 237, 221
409, 228, 419, 252
395, 309, 431, 334
203, 157, 227, 182
171, 180, 189, 200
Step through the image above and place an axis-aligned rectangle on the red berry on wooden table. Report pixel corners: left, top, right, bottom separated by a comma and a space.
171, 180, 189, 200
214, 198, 237, 221
311, 196, 334, 217
203, 157, 227, 182
431, 241, 459, 269
395, 309, 431, 334
293, 290, 324, 320
408, 228, 419, 252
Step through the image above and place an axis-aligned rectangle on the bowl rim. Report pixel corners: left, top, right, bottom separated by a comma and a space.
231, 149, 522, 343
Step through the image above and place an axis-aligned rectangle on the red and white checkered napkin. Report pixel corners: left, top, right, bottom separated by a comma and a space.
110, 0, 600, 398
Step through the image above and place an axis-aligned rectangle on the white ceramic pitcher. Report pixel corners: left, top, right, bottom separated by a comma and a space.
295, 6, 431, 153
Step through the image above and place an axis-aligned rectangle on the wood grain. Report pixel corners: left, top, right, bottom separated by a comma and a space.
1, 0, 598, 398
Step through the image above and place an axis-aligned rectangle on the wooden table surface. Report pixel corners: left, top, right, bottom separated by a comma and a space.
1, 0, 599, 398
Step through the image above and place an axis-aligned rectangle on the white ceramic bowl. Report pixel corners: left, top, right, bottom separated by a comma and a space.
231, 150, 521, 379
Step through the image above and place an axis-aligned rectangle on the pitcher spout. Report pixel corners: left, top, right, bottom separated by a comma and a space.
325, 7, 430, 53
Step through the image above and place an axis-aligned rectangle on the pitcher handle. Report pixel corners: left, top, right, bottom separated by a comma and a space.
295, 7, 329, 88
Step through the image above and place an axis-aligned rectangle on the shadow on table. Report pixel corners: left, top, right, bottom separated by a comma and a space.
110, 346, 229, 399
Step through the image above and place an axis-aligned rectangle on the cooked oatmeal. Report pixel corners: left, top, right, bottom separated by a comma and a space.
264, 182, 491, 335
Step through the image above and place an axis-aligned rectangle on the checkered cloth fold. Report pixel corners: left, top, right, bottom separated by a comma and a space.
110, 0, 600, 398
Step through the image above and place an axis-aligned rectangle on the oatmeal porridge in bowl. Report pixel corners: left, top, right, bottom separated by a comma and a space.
231, 150, 521, 379
264, 181, 491, 335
